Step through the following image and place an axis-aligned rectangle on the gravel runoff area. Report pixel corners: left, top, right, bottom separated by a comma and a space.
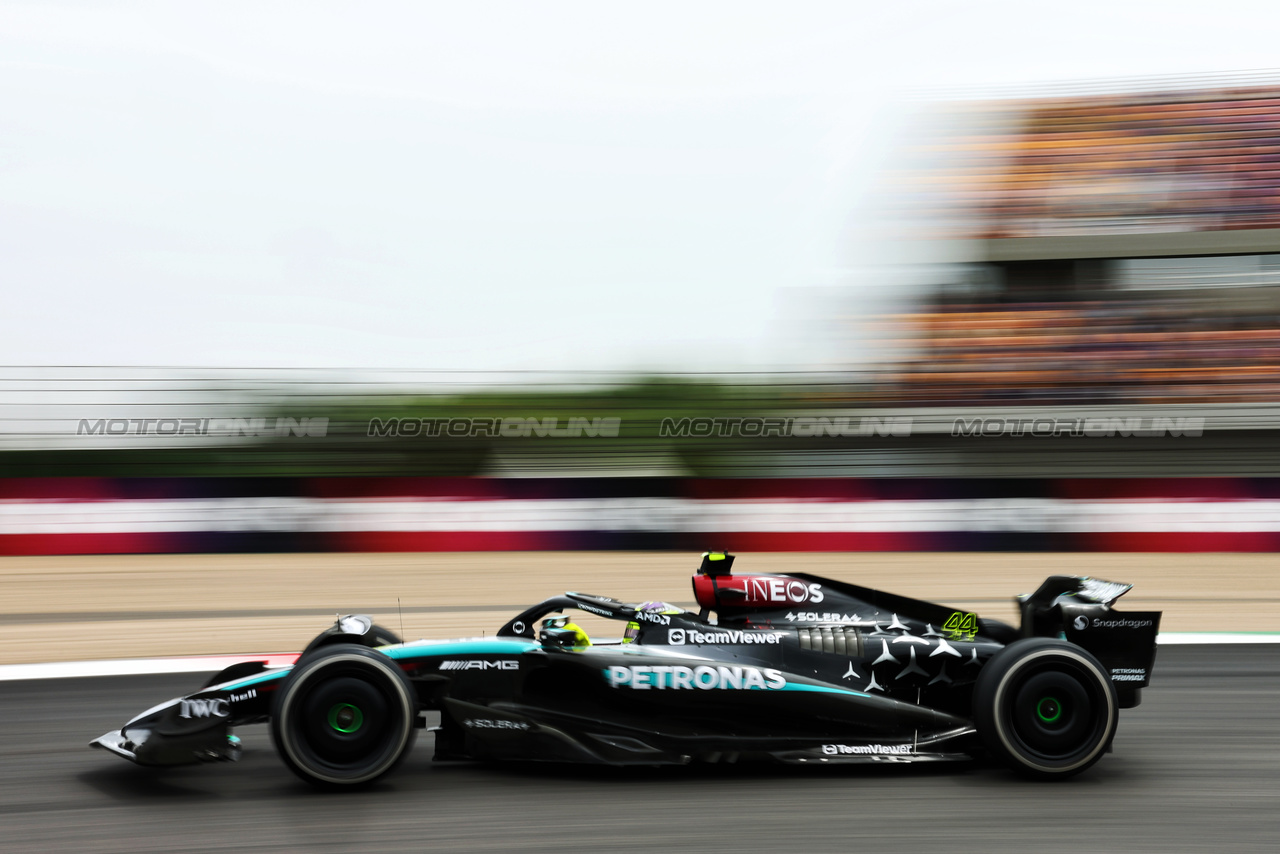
1, 551, 1276, 664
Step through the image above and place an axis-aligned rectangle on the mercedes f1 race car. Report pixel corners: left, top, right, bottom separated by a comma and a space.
92, 552, 1160, 787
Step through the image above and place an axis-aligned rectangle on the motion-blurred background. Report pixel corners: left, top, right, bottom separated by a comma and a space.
11, 9, 1280, 853
6, 5, 1280, 659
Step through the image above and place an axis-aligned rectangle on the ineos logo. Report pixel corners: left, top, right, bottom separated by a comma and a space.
741, 578, 825, 605
1073, 616, 1089, 631
668, 628, 686, 645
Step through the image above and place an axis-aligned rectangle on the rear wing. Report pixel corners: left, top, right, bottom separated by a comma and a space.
1019, 575, 1161, 704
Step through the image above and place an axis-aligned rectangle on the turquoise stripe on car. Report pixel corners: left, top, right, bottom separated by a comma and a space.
381, 638, 538, 660
219, 668, 291, 692
216, 639, 536, 691
781, 682, 870, 699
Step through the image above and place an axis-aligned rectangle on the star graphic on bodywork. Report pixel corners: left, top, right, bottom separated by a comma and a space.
929, 637, 962, 658
842, 661, 862, 681
872, 639, 900, 666
864, 671, 884, 692
928, 663, 952, 685
896, 646, 928, 680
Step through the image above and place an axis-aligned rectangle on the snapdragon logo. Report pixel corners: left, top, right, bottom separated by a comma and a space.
1089, 618, 1154, 629
605, 665, 786, 691
667, 628, 784, 646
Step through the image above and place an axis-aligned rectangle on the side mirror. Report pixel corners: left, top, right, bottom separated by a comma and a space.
539, 615, 589, 649
539, 627, 582, 649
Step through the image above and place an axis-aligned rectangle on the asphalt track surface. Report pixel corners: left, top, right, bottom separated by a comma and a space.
4, 646, 1279, 854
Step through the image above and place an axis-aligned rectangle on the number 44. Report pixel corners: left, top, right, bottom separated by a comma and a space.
942, 611, 979, 639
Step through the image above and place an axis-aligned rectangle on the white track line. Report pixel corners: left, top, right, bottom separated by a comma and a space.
0, 653, 297, 682
1156, 632, 1280, 645
0, 634, 1276, 681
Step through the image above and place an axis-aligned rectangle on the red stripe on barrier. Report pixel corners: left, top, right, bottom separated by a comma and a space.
0, 532, 176, 556
322, 530, 564, 552
1077, 531, 1280, 552
1055, 478, 1258, 501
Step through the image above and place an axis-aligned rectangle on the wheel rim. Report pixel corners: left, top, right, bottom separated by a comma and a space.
280, 657, 412, 782
1035, 696, 1062, 723
327, 702, 364, 734
998, 655, 1112, 770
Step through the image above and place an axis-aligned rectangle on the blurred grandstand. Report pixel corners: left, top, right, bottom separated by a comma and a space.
7, 73, 1280, 485
884, 73, 1280, 406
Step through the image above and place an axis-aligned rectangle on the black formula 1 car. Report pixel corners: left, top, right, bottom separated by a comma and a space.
92, 552, 1160, 786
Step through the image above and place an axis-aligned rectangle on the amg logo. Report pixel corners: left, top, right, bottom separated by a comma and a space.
439, 660, 520, 671
668, 628, 784, 645
179, 698, 229, 719
822, 743, 914, 756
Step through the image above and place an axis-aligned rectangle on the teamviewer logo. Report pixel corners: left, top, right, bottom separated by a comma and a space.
668, 628, 686, 645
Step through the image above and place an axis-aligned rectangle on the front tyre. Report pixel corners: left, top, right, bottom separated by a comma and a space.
271, 644, 417, 789
973, 638, 1117, 779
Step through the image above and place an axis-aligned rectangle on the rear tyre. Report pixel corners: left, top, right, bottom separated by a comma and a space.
271, 644, 417, 789
973, 638, 1117, 779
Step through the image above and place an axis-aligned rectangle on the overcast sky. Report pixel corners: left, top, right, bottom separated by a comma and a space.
3, 1, 1278, 373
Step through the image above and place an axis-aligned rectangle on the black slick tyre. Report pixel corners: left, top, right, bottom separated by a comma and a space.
973, 638, 1117, 780
271, 644, 417, 789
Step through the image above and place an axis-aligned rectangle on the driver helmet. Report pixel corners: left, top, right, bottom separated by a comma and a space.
622, 601, 685, 643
